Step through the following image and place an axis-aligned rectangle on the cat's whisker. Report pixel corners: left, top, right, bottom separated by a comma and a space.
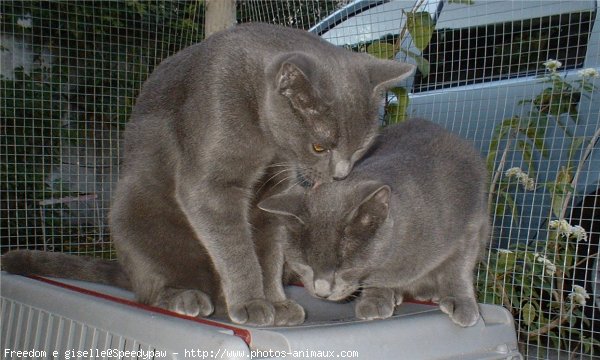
263, 168, 295, 184
264, 162, 296, 170
270, 174, 298, 191
255, 168, 296, 193
284, 179, 305, 192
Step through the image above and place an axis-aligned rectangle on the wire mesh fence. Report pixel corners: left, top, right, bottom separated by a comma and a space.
1, 1, 599, 358
1, 1, 205, 257
237, 0, 339, 28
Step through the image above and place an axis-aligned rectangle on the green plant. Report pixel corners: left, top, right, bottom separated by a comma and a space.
1, 1, 205, 254
482, 60, 600, 354
365, 0, 475, 125
364, 0, 434, 125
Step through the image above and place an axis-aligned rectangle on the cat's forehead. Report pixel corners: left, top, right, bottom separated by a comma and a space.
301, 59, 380, 150
339, 87, 380, 145
306, 184, 356, 218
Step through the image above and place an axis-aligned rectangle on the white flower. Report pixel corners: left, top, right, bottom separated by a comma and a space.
534, 253, 557, 276
505, 167, 536, 191
523, 177, 536, 191
578, 68, 599, 79
544, 263, 556, 276
549, 220, 588, 241
498, 249, 513, 254
17, 14, 32, 29
505, 167, 522, 177
549, 219, 572, 237
569, 285, 590, 306
543, 59, 562, 72
571, 225, 588, 242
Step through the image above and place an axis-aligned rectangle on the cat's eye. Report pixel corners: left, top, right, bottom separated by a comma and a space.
312, 143, 326, 153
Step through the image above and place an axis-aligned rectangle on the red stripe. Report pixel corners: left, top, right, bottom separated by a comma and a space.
26, 275, 252, 345
405, 298, 437, 306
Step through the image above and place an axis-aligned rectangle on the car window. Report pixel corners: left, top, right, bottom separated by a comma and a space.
414, 10, 595, 92
318, 1, 422, 48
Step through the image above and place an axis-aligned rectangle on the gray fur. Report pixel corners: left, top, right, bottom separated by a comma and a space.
1, 250, 130, 289
1, 23, 415, 326
258, 118, 489, 327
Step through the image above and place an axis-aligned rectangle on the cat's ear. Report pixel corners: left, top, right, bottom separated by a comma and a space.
366, 60, 416, 95
274, 53, 324, 118
347, 182, 391, 227
258, 189, 306, 225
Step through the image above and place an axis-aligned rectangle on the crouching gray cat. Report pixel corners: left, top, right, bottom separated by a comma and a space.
258, 118, 489, 327
1, 23, 415, 326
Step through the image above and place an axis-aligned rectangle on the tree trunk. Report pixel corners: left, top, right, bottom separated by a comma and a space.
205, 0, 236, 39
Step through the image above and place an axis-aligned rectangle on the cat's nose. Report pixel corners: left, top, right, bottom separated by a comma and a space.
333, 160, 351, 180
314, 278, 333, 298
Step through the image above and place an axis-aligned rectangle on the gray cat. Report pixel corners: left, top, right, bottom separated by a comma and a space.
1, 23, 415, 326
258, 118, 489, 327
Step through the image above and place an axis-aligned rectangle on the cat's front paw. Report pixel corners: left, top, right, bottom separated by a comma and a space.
439, 297, 480, 327
229, 299, 275, 326
355, 295, 395, 320
155, 288, 214, 317
273, 299, 305, 326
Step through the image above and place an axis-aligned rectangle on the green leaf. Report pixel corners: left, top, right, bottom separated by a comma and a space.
385, 104, 405, 124
522, 302, 536, 326
126, 0, 148, 15
505, 192, 520, 225
398, 47, 430, 77
493, 195, 505, 218
517, 140, 536, 179
367, 41, 395, 60
405, 11, 435, 52
386, 87, 409, 125
548, 333, 562, 349
487, 117, 520, 170
533, 88, 581, 116
549, 166, 574, 218
481, 290, 499, 305
495, 251, 517, 273
500, 116, 523, 131
556, 166, 573, 185
569, 311, 578, 327
486, 149, 497, 173
521, 116, 549, 158
567, 136, 584, 167
550, 192, 564, 220
497, 191, 520, 224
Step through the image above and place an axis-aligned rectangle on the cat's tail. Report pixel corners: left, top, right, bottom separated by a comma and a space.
1, 250, 131, 290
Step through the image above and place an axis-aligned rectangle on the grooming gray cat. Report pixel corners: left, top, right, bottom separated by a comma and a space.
258, 118, 489, 327
1, 23, 415, 326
